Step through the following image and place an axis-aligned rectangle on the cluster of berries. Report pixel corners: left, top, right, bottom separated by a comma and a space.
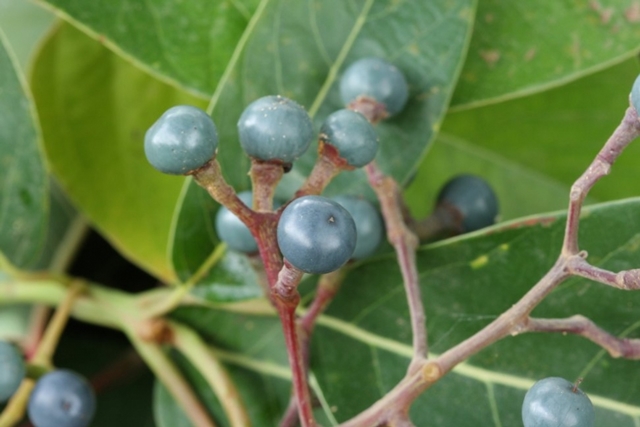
0, 341, 95, 427
144, 58, 500, 274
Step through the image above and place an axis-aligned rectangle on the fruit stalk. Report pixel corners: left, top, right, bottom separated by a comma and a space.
365, 162, 427, 367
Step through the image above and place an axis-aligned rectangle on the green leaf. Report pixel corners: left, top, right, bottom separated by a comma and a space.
403, 133, 570, 221
168, 198, 640, 425
31, 23, 208, 281
443, 56, 640, 202
37, 0, 261, 96
452, 0, 640, 109
0, 27, 48, 269
171, 0, 477, 284
0, 0, 54, 70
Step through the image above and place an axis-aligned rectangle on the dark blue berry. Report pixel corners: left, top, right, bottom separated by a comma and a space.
332, 195, 383, 259
631, 74, 640, 116
144, 105, 218, 175
237, 95, 314, 164
340, 58, 409, 117
215, 191, 258, 253
277, 196, 356, 274
28, 369, 96, 427
320, 109, 379, 167
0, 340, 25, 402
522, 377, 594, 427
436, 174, 498, 233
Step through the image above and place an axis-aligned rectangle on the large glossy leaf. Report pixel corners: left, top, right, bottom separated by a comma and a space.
403, 133, 570, 221
452, 0, 640, 109
171, 0, 477, 285
0, 0, 53, 70
0, 27, 48, 269
31, 23, 207, 281
36, 0, 260, 96
443, 56, 640, 202
166, 198, 640, 425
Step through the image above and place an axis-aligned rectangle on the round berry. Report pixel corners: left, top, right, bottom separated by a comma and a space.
340, 58, 409, 117
144, 105, 218, 175
332, 195, 383, 259
631, 74, 640, 116
215, 191, 258, 253
277, 196, 356, 274
436, 174, 498, 233
0, 340, 25, 402
237, 95, 314, 164
28, 369, 96, 427
522, 377, 594, 427
320, 109, 379, 167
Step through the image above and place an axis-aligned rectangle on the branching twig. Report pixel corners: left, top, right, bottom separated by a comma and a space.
523, 316, 640, 359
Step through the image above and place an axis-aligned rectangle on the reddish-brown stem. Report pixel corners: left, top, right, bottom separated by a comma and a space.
280, 269, 347, 427
193, 159, 257, 226
365, 162, 427, 368
567, 255, 640, 290
296, 142, 348, 197
272, 263, 316, 427
523, 316, 640, 359
250, 160, 284, 211
562, 106, 640, 255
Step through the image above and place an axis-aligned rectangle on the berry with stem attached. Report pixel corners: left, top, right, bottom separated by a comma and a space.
332, 195, 383, 260
0, 340, 25, 402
237, 95, 314, 165
144, 105, 219, 175
436, 174, 498, 233
631, 74, 640, 116
277, 196, 356, 274
320, 109, 379, 168
28, 369, 96, 427
340, 57, 409, 119
522, 377, 594, 427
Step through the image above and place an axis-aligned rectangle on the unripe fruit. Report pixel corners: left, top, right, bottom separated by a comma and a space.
237, 95, 314, 164
332, 195, 383, 259
436, 174, 498, 233
320, 109, 379, 167
522, 377, 594, 427
277, 196, 356, 274
144, 105, 218, 175
28, 369, 96, 427
340, 58, 409, 117
215, 191, 258, 253
0, 340, 25, 402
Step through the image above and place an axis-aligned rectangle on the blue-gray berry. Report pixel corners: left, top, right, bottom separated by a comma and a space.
237, 95, 314, 164
522, 377, 594, 427
436, 174, 498, 233
28, 369, 96, 427
215, 191, 258, 253
340, 58, 409, 117
320, 109, 379, 167
277, 196, 356, 274
0, 340, 25, 402
332, 195, 383, 259
144, 105, 218, 175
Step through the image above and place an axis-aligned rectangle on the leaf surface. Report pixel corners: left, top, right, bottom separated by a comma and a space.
443, 57, 640, 202
166, 198, 640, 425
0, 0, 54, 69
36, 0, 260, 96
0, 27, 48, 269
31, 23, 207, 280
452, 0, 640, 109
